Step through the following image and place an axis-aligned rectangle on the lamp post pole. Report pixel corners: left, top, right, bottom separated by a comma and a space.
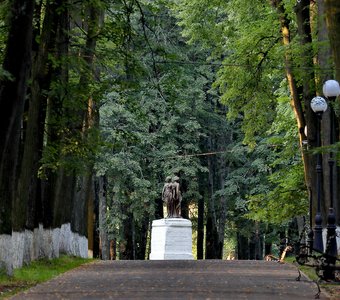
322, 80, 340, 280
307, 187, 314, 254
311, 96, 328, 253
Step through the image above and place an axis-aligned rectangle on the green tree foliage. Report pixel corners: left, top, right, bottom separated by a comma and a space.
95, 0, 213, 258
2, 0, 340, 264
173, 0, 311, 253
246, 95, 307, 224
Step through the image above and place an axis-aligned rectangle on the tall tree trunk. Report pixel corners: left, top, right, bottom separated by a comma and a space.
205, 212, 219, 259
314, 0, 333, 86
205, 138, 219, 259
51, 172, 74, 228
217, 165, 226, 259
216, 117, 229, 258
13, 0, 63, 231
179, 177, 189, 219
73, 175, 94, 237
41, 0, 70, 229
197, 174, 205, 259
0, 0, 34, 234
120, 211, 134, 260
134, 214, 149, 260
98, 176, 110, 260
86, 176, 101, 258
324, 0, 340, 224
324, 0, 340, 81
72, 1, 101, 244
87, 176, 95, 258
314, 0, 336, 225
295, 0, 327, 222
270, 0, 318, 222
237, 232, 249, 260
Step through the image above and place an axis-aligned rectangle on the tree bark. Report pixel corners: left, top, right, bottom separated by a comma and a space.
270, 0, 318, 222
324, 0, 340, 81
0, 0, 34, 234
120, 211, 134, 260
295, 0, 326, 222
87, 176, 95, 258
324, 0, 340, 224
134, 214, 149, 260
98, 176, 110, 260
13, 0, 64, 231
314, 0, 336, 225
216, 113, 229, 258
314, 0, 333, 86
205, 137, 220, 259
74, 177, 89, 235
237, 232, 249, 260
73, 0, 101, 243
41, 0, 70, 229
197, 175, 205, 259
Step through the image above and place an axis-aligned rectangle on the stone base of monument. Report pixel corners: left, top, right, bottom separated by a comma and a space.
149, 218, 194, 260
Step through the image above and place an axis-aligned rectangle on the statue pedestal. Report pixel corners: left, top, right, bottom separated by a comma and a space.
149, 218, 194, 260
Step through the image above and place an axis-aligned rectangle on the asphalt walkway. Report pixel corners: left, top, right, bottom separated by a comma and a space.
11, 260, 329, 299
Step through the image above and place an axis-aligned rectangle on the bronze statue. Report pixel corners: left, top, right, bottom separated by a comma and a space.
162, 176, 182, 218
162, 176, 173, 217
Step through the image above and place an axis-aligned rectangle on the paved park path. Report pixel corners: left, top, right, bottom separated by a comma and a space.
11, 260, 330, 299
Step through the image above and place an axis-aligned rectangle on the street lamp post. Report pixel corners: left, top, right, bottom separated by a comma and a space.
307, 187, 314, 255
322, 80, 340, 279
310, 96, 328, 253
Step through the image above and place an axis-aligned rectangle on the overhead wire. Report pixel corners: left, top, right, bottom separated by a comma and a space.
168, 150, 229, 159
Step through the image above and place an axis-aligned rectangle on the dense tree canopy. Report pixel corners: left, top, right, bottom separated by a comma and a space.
0, 0, 339, 267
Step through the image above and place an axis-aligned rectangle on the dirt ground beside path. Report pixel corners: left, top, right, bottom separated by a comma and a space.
10, 260, 331, 299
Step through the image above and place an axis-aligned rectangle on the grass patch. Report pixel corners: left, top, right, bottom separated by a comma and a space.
285, 255, 340, 299
284, 256, 319, 280
0, 255, 92, 299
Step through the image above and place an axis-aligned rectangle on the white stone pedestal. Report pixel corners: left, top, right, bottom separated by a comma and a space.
149, 218, 194, 260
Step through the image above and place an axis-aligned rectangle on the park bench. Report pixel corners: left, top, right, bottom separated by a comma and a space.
293, 225, 340, 299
